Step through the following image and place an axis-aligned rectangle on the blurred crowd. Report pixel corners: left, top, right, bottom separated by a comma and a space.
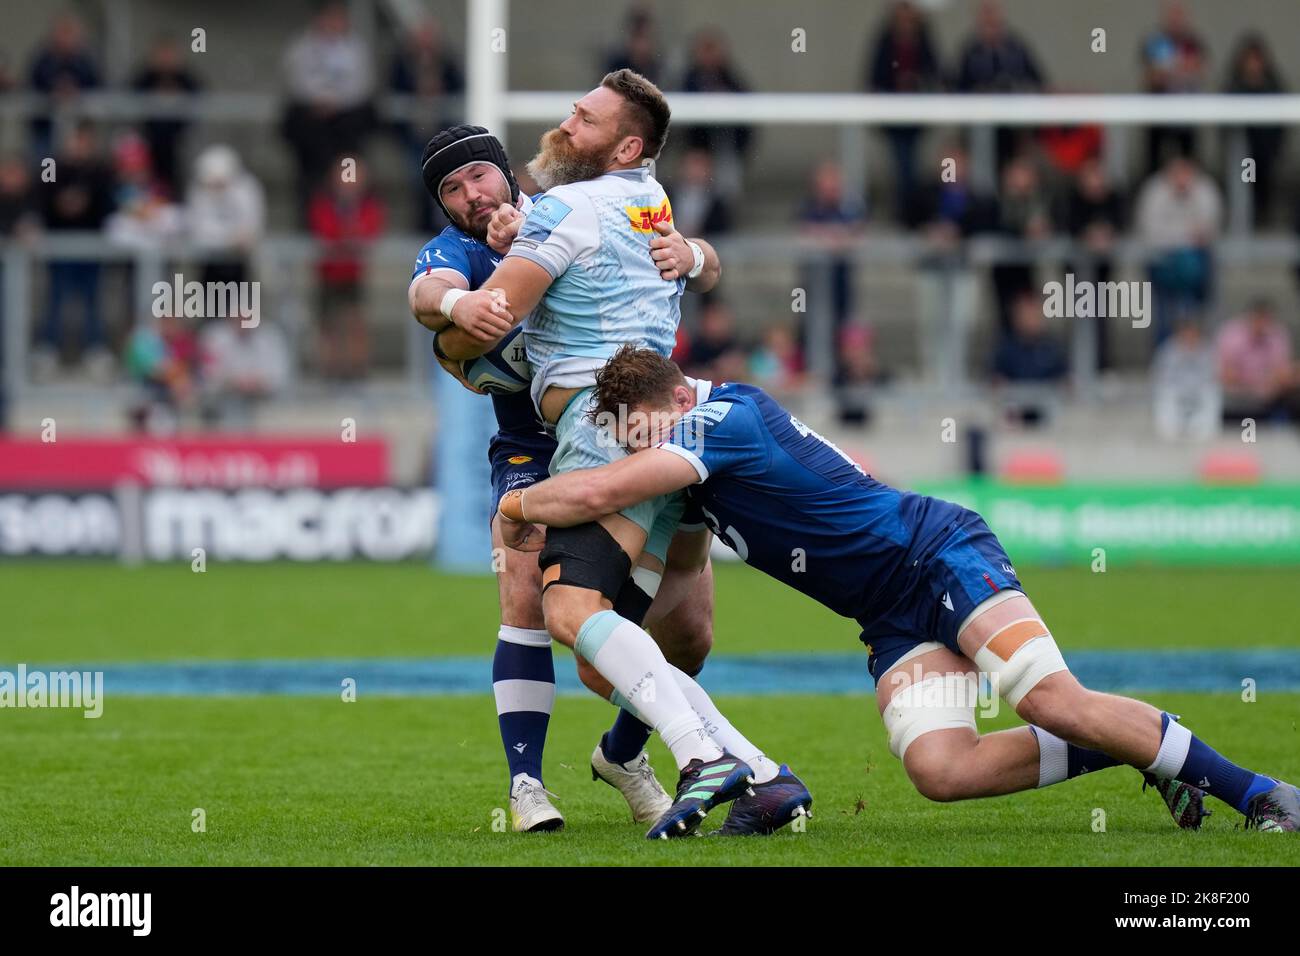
663, 0, 1300, 429
1, 0, 1299, 436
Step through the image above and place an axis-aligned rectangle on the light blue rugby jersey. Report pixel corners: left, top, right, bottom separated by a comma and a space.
505, 166, 686, 412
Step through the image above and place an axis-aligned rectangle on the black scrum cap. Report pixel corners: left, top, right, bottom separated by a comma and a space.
420, 125, 519, 221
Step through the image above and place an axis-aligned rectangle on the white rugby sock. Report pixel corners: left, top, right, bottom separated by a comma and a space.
576, 611, 723, 770
1031, 726, 1069, 787
669, 664, 779, 783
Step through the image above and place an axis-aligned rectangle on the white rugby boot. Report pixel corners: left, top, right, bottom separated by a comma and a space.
509, 775, 564, 833
591, 743, 673, 823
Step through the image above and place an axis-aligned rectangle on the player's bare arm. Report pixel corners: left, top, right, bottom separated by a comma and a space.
408, 268, 465, 333
643, 527, 713, 624
437, 257, 554, 361
411, 269, 514, 343
649, 220, 720, 291
498, 448, 698, 543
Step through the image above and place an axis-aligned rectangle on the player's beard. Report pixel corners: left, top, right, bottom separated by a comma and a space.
449, 195, 503, 243
526, 127, 615, 190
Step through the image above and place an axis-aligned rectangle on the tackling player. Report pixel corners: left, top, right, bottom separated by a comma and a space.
436, 72, 808, 839
497, 346, 1300, 834
410, 126, 717, 833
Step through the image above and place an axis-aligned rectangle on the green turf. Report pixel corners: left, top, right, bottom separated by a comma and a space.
4, 561, 1299, 662
2, 692, 1296, 866
2, 560, 1298, 866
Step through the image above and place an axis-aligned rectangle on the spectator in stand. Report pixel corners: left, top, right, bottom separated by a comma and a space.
833, 322, 882, 426
749, 323, 805, 393
669, 147, 732, 239
131, 35, 201, 197
27, 12, 100, 162
35, 122, 114, 380
994, 290, 1069, 384
990, 154, 1051, 334
390, 16, 462, 106
0, 48, 19, 92
914, 143, 997, 387
1215, 299, 1300, 426
798, 160, 867, 376
124, 310, 199, 434
105, 131, 183, 248
200, 312, 292, 428
390, 15, 463, 232
1135, 154, 1221, 346
604, 6, 660, 85
1224, 33, 1286, 227
187, 145, 265, 289
866, 1, 941, 224
914, 142, 999, 239
1064, 158, 1124, 371
681, 29, 753, 199
0, 154, 38, 238
1139, 0, 1207, 171
1152, 317, 1220, 441
1036, 121, 1102, 193
307, 156, 386, 380
280, 1, 376, 221
992, 290, 1068, 426
953, 0, 1044, 170
682, 298, 745, 383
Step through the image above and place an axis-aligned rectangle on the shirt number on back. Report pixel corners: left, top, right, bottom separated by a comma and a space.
699, 504, 748, 561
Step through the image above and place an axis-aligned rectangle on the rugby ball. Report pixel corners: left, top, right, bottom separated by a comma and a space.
462, 325, 532, 395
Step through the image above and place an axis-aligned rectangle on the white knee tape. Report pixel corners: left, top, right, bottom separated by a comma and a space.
973, 619, 1068, 709
882, 674, 978, 761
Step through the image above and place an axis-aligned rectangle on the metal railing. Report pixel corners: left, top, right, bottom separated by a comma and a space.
4, 229, 1298, 411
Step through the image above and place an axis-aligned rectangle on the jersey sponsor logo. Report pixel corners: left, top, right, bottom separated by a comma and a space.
625, 198, 672, 234
686, 400, 733, 425
502, 471, 540, 491
519, 195, 572, 241
507, 455, 533, 465
415, 247, 451, 265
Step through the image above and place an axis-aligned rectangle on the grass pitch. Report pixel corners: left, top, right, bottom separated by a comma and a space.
2, 561, 1298, 866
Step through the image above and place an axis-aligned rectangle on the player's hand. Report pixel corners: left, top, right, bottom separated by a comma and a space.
433, 338, 485, 394
450, 288, 513, 342
649, 219, 692, 280
499, 513, 546, 551
487, 201, 524, 254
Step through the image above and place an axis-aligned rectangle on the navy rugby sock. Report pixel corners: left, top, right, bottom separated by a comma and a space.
1030, 726, 1121, 786
492, 627, 555, 788
601, 709, 654, 766
1147, 712, 1276, 814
